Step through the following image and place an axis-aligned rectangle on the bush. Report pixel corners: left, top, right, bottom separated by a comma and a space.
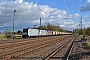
17, 30, 22, 35
5, 29, 12, 39
86, 42, 90, 49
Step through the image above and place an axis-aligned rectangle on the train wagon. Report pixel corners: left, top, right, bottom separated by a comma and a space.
48, 31, 53, 36
40, 30, 48, 36
52, 31, 56, 35
55, 31, 58, 35
28, 29, 39, 37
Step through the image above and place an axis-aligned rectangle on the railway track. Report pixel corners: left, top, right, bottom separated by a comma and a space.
0, 36, 60, 52
14, 36, 75, 60
0, 35, 74, 60
43, 37, 75, 60
68, 37, 90, 60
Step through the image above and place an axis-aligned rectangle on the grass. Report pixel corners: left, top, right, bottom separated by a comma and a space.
14, 35, 22, 39
0, 34, 22, 40
14, 36, 22, 39
0, 34, 7, 40
0, 36, 7, 40
86, 41, 90, 49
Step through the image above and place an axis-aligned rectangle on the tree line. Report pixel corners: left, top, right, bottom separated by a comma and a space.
34, 22, 72, 33
73, 27, 90, 36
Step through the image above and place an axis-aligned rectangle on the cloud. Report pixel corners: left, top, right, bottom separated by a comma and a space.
85, 14, 90, 19
73, 13, 80, 17
80, 0, 90, 12
16, 0, 23, 4
83, 22, 90, 28
0, 0, 81, 31
0, 23, 6, 27
87, 0, 90, 2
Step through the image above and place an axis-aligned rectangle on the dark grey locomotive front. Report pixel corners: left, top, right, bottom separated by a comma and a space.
22, 28, 28, 38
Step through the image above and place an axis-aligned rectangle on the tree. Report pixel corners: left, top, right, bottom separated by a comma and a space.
52, 25, 59, 31
5, 29, 12, 39
85, 27, 90, 36
38, 22, 64, 32
17, 30, 22, 35
46, 23, 52, 30
73, 28, 79, 35
41, 26, 48, 30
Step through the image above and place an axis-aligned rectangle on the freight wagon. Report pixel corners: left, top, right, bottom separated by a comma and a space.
40, 30, 48, 36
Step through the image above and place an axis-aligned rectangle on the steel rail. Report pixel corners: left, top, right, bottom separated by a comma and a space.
65, 37, 76, 60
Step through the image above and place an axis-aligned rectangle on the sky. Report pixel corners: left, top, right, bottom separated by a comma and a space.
0, 0, 90, 32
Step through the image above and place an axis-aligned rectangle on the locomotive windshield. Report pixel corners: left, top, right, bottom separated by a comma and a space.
23, 29, 28, 33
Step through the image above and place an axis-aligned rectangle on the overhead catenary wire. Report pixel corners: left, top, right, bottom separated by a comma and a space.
67, 0, 72, 14
66, 0, 77, 31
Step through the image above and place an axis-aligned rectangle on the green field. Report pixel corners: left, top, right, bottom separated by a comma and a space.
0, 36, 7, 40
86, 41, 90, 49
0, 34, 22, 40
0, 34, 6, 40
14, 35, 22, 39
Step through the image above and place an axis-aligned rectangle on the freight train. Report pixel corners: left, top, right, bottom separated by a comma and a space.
22, 28, 72, 38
